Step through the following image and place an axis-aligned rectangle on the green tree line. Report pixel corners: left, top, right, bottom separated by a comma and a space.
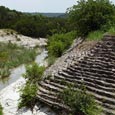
0, 6, 71, 38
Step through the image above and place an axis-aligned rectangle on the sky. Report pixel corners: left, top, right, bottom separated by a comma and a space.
0, 0, 77, 13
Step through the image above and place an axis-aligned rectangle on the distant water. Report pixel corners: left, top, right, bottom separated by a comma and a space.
0, 49, 48, 90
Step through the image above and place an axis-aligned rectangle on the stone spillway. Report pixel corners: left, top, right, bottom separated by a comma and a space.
37, 35, 115, 115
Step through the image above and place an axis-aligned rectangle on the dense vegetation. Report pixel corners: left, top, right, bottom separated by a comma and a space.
47, 0, 115, 59
1, 0, 115, 38
68, 0, 115, 36
47, 31, 77, 57
47, 31, 77, 65
0, 42, 37, 79
60, 84, 101, 115
18, 63, 45, 110
0, 6, 71, 38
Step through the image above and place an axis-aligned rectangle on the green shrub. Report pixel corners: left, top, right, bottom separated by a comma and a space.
18, 63, 45, 109
18, 83, 37, 110
60, 84, 101, 115
48, 41, 64, 57
48, 31, 77, 57
23, 62, 45, 83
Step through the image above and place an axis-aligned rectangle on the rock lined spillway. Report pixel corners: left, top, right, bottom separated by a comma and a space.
37, 35, 115, 115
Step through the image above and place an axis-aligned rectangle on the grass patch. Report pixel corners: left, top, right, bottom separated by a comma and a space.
0, 42, 37, 79
47, 55, 56, 66
87, 26, 115, 41
87, 30, 104, 41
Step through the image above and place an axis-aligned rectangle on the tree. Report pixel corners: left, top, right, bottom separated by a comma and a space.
68, 0, 115, 36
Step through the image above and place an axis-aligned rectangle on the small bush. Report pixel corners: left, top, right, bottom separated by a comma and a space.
60, 84, 101, 115
18, 63, 45, 110
48, 31, 77, 57
18, 83, 37, 110
23, 63, 45, 83
48, 41, 64, 57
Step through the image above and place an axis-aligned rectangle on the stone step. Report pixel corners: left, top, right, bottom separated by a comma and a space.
84, 58, 114, 66
39, 81, 115, 115
96, 100, 115, 111
39, 80, 115, 115
78, 59, 114, 69
38, 86, 57, 96
73, 64, 114, 77
37, 95, 69, 110
66, 66, 115, 80
38, 93, 60, 102
39, 81, 62, 93
54, 74, 115, 104
54, 73, 79, 84
58, 70, 115, 89
87, 89, 115, 106
68, 65, 115, 84
65, 69, 115, 92
63, 68, 115, 84
86, 85, 115, 102
50, 77, 75, 86
103, 36, 115, 41
45, 80, 66, 90
75, 60, 115, 71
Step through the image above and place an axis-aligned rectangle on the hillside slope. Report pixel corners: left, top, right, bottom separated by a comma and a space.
37, 35, 115, 115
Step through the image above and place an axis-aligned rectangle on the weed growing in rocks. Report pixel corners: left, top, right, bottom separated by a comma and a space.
59, 84, 102, 115
18, 83, 37, 110
18, 63, 45, 110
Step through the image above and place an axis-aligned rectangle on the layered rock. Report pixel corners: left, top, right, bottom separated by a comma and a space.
38, 35, 115, 115
0, 29, 47, 48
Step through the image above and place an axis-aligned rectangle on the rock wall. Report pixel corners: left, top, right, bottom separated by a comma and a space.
37, 35, 115, 115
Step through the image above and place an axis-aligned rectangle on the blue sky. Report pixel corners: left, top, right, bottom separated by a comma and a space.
0, 0, 77, 13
